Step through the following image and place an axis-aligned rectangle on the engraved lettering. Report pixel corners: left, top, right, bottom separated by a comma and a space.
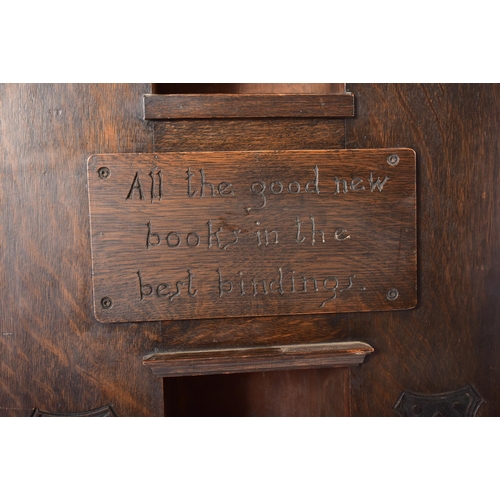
149, 167, 164, 203
222, 230, 242, 250
254, 221, 262, 246
169, 281, 184, 301
137, 270, 153, 301
146, 221, 161, 249
264, 229, 279, 246
200, 168, 215, 198
187, 269, 198, 297
217, 268, 233, 297
333, 177, 349, 195
305, 166, 320, 194
321, 276, 339, 308
248, 180, 267, 212
288, 180, 300, 194
339, 275, 356, 293
269, 268, 284, 295
186, 167, 198, 198
256, 222, 279, 247
126, 172, 144, 200
156, 283, 172, 298
252, 278, 269, 296
369, 172, 390, 192
138, 270, 197, 302
247, 166, 318, 212
238, 271, 245, 296
332, 176, 369, 194
218, 182, 234, 197
270, 180, 284, 194
187, 168, 233, 198
213, 268, 358, 309
169, 269, 198, 301
150, 169, 156, 200
166, 232, 181, 247
302, 276, 319, 292
334, 228, 351, 241
350, 177, 365, 191
295, 217, 306, 244
187, 232, 201, 247
310, 215, 325, 245
207, 220, 223, 249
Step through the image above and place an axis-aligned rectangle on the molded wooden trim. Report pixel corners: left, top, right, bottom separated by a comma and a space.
143, 341, 373, 377
144, 93, 355, 120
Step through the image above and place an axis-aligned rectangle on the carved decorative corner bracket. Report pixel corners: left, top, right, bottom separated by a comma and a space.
394, 385, 483, 417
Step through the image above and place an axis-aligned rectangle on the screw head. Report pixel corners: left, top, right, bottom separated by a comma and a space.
452, 401, 464, 412
387, 288, 399, 301
387, 154, 400, 166
101, 297, 113, 309
97, 167, 110, 179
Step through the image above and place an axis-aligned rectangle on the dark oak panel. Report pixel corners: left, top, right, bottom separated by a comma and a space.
154, 118, 345, 152
0, 84, 163, 416
347, 84, 500, 416
2, 83, 496, 418
144, 93, 354, 119
157, 313, 350, 351
164, 367, 350, 417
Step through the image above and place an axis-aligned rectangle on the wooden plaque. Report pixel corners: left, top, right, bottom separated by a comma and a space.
87, 149, 416, 323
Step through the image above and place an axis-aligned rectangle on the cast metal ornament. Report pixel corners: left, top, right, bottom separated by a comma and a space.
393, 385, 483, 417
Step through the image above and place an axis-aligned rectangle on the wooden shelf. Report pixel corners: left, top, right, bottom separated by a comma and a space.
143, 93, 355, 120
143, 341, 373, 378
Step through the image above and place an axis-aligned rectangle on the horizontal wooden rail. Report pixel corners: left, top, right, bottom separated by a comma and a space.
143, 341, 373, 377
143, 93, 355, 120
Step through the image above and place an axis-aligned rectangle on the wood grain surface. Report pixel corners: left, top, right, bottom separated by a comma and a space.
0, 84, 163, 416
163, 367, 350, 417
152, 83, 346, 95
144, 93, 355, 119
346, 84, 500, 416
154, 118, 345, 152
153, 91, 352, 354
6, 83, 495, 417
144, 341, 374, 377
88, 149, 416, 322
151, 83, 353, 416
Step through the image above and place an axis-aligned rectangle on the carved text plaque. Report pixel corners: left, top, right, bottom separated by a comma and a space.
87, 149, 416, 322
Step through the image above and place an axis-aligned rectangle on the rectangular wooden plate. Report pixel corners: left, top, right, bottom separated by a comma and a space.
87, 149, 416, 323
143, 93, 355, 119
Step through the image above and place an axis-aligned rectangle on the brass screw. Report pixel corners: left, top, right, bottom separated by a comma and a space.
101, 297, 113, 309
387, 154, 400, 166
98, 167, 110, 179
